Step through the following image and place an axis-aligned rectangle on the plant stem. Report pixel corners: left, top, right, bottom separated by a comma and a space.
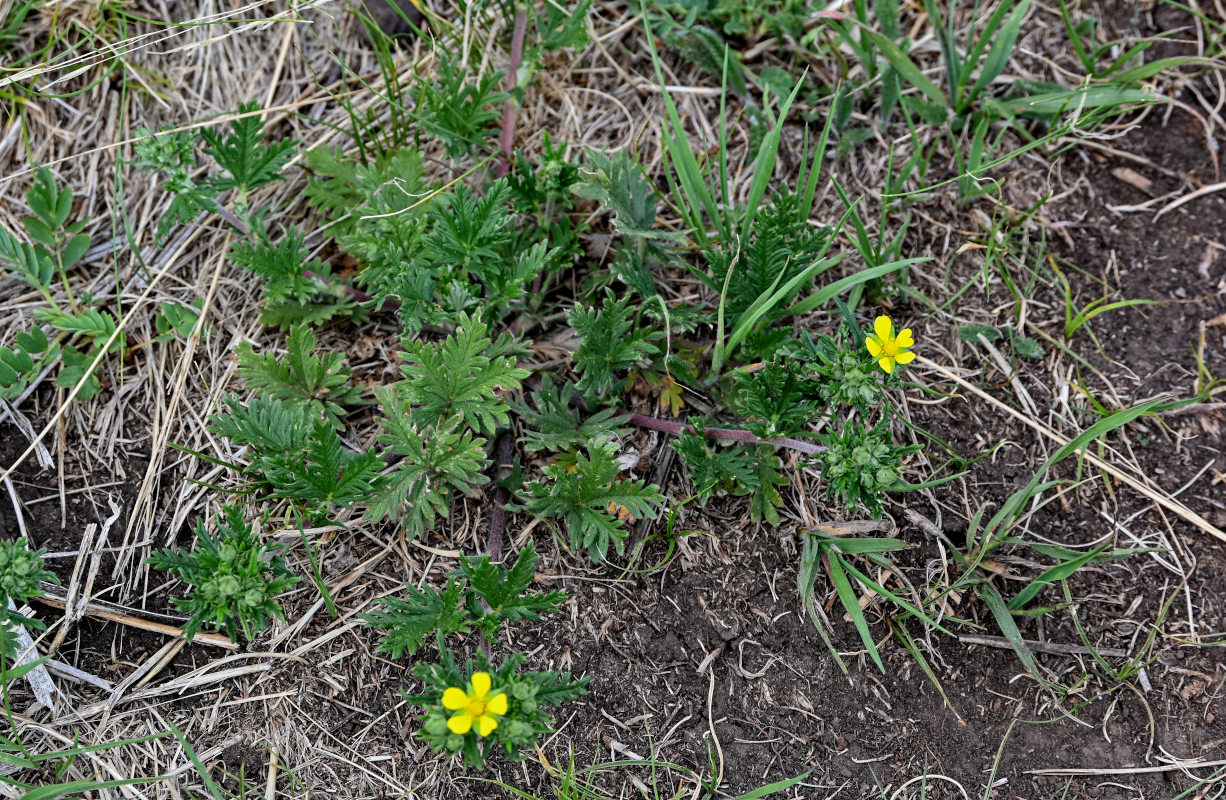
625, 413, 826, 455
213, 203, 250, 236
486, 430, 515, 561
495, 5, 528, 178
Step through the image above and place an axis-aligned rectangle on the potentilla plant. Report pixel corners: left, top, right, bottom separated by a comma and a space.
0, 539, 57, 659
410, 644, 587, 769
813, 314, 921, 518
148, 505, 299, 642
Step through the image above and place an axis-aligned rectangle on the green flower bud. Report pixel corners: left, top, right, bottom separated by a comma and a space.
423, 714, 449, 736
502, 719, 533, 742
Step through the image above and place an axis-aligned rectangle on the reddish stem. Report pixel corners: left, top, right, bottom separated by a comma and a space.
626, 413, 826, 455
487, 430, 515, 561
495, 6, 528, 178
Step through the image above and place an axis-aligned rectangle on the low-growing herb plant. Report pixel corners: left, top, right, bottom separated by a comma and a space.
137, 81, 937, 767
525, 437, 666, 562
412, 647, 587, 769
0, 169, 120, 400
364, 542, 565, 657
148, 505, 300, 642
0, 538, 57, 659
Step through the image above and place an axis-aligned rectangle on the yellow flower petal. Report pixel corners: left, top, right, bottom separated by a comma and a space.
476, 714, 499, 737
874, 315, 893, 340
878, 356, 894, 374
442, 687, 469, 711
448, 713, 473, 734
470, 671, 491, 699
866, 336, 883, 357
485, 692, 508, 715
895, 328, 914, 348
894, 350, 916, 365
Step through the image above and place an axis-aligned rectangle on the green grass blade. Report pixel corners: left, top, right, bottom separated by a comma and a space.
978, 581, 1045, 684
787, 257, 930, 317
167, 720, 227, 800
1000, 87, 1155, 116
893, 621, 961, 721
837, 558, 959, 637
644, 15, 725, 244
1008, 545, 1113, 610
724, 255, 834, 357
859, 28, 948, 109
815, 535, 909, 554
738, 72, 806, 243
1068, 298, 1157, 337
799, 536, 849, 674
20, 777, 163, 800
1107, 56, 1213, 84
826, 549, 884, 671
798, 99, 836, 224
966, 0, 1031, 108
726, 772, 811, 799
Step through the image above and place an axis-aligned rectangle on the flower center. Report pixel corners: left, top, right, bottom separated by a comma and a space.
882, 339, 899, 357
466, 698, 487, 718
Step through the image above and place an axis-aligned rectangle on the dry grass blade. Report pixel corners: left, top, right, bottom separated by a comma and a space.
916, 355, 1226, 544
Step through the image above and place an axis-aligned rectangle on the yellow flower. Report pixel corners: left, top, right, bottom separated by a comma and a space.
865, 315, 915, 374
441, 671, 508, 736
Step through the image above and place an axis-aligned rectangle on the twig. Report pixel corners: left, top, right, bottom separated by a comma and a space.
626, 413, 826, 455
959, 634, 1127, 659
1153, 180, 1226, 220
1027, 758, 1226, 776
36, 582, 237, 650
44, 658, 113, 691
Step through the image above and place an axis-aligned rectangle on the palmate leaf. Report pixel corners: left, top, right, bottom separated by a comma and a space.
371, 386, 489, 538
573, 148, 662, 241
515, 375, 630, 453
460, 542, 566, 633
237, 325, 363, 429
202, 101, 297, 196
265, 421, 384, 519
363, 577, 472, 658
568, 292, 661, 398
747, 445, 788, 524
421, 182, 512, 279
397, 312, 528, 435
525, 438, 664, 562
366, 543, 567, 657
412, 57, 507, 160
230, 224, 329, 307
208, 394, 314, 456
672, 429, 759, 503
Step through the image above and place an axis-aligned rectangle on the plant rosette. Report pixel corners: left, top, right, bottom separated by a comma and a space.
409, 645, 587, 769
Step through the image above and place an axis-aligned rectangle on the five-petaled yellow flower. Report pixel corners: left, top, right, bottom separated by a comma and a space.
442, 672, 508, 736
865, 315, 915, 374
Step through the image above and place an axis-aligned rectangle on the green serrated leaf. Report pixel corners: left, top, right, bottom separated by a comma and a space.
525, 437, 664, 562
363, 577, 472, 658
397, 312, 529, 436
